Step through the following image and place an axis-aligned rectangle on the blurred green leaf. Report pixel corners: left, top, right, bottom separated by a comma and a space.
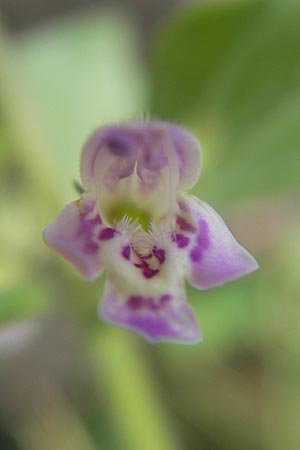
0, 284, 49, 325
11, 10, 146, 202
150, 0, 300, 205
150, 0, 264, 119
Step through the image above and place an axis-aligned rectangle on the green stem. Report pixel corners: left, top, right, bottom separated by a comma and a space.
91, 328, 179, 450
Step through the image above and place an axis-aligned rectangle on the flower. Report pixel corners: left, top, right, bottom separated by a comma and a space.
44, 121, 258, 344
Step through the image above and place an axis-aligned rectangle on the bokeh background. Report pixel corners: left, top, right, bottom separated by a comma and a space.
0, 0, 299, 449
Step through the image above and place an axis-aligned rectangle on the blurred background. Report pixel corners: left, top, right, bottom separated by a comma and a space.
0, 0, 299, 449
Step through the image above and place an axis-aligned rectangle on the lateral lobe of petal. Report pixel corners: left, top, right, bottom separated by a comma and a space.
43, 196, 104, 280
180, 196, 259, 290
100, 282, 202, 344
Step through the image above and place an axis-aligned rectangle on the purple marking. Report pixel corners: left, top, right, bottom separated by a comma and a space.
189, 247, 202, 262
175, 234, 190, 248
196, 219, 210, 250
140, 147, 168, 171
84, 241, 99, 254
134, 260, 160, 279
76, 211, 102, 255
90, 215, 102, 226
78, 215, 98, 237
122, 245, 131, 260
128, 296, 165, 311
77, 219, 91, 237
153, 247, 165, 264
176, 216, 197, 233
188, 220, 209, 262
99, 227, 116, 240
177, 200, 189, 213
125, 315, 176, 341
128, 295, 172, 311
142, 266, 159, 279
160, 294, 172, 304
134, 261, 159, 278
128, 295, 144, 310
147, 298, 160, 310
106, 131, 136, 157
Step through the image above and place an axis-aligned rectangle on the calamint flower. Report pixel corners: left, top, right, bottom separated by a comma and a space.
44, 121, 258, 343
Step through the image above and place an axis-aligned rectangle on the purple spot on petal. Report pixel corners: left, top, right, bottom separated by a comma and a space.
77, 221, 88, 237
176, 216, 196, 233
134, 260, 160, 279
153, 247, 165, 264
147, 298, 160, 310
122, 245, 131, 259
90, 215, 102, 226
127, 315, 174, 340
78, 217, 95, 237
196, 219, 210, 250
128, 295, 144, 310
76, 210, 103, 256
190, 247, 202, 262
142, 148, 168, 171
84, 241, 99, 254
175, 234, 190, 248
178, 200, 189, 212
99, 227, 116, 240
188, 220, 209, 263
106, 132, 136, 157
143, 267, 159, 279
197, 219, 209, 244
160, 294, 172, 304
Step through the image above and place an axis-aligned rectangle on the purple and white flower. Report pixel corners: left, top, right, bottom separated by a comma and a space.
44, 121, 258, 343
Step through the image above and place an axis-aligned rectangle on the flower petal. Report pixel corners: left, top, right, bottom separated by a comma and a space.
80, 121, 201, 190
100, 281, 201, 343
79, 122, 201, 224
167, 123, 201, 190
80, 125, 139, 191
43, 195, 104, 279
178, 196, 259, 290
96, 222, 201, 343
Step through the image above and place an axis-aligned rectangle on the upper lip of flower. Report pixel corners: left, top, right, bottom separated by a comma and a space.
43, 120, 259, 344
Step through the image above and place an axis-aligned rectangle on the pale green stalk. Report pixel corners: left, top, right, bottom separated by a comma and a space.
92, 329, 179, 450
